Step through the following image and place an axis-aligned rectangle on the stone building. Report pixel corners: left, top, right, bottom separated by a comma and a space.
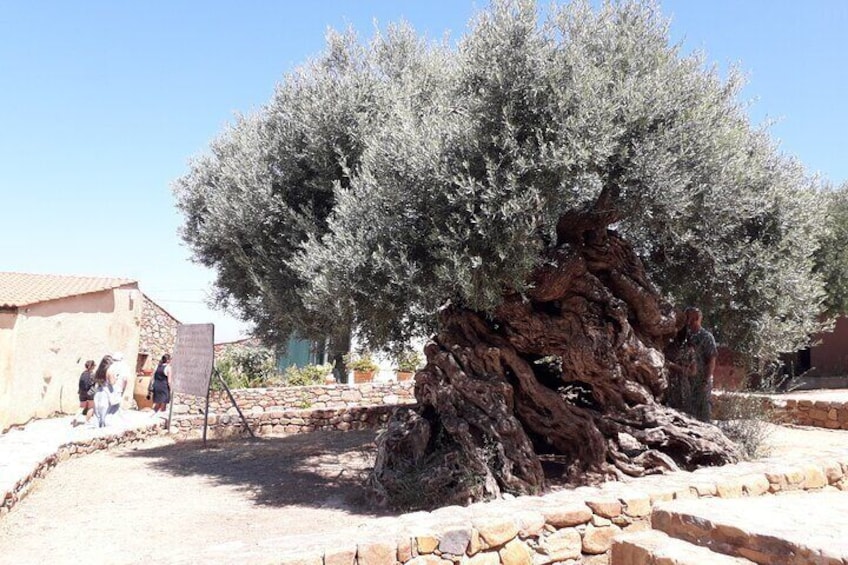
137, 293, 180, 373
0, 272, 179, 431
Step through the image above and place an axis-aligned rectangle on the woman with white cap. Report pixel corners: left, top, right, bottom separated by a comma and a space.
106, 351, 129, 419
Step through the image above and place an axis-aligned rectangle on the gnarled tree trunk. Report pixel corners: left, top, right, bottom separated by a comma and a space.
369, 211, 740, 509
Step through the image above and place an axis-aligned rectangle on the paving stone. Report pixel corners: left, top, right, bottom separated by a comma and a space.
610, 530, 755, 564
651, 491, 848, 563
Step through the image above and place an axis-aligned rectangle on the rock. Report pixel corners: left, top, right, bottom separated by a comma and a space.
620, 492, 652, 517
324, 547, 356, 565
802, 464, 827, 489
585, 496, 622, 518
474, 517, 519, 548
581, 524, 621, 555
591, 515, 611, 527
514, 510, 546, 538
535, 527, 581, 563
416, 535, 439, 555
357, 540, 396, 565
407, 556, 452, 565
740, 474, 770, 497
541, 503, 592, 528
466, 551, 501, 565
715, 478, 744, 498
438, 526, 472, 555
499, 539, 533, 565
397, 536, 413, 562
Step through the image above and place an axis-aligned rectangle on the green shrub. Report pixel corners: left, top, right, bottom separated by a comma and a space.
285, 363, 334, 387
213, 344, 281, 390
395, 349, 423, 373
712, 391, 775, 459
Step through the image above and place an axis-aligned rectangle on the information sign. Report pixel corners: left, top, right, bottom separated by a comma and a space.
172, 323, 215, 397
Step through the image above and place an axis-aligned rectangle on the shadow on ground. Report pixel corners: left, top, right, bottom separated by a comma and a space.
122, 429, 393, 516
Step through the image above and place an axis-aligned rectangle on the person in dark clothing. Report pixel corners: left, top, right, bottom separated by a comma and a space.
73, 360, 96, 426
151, 354, 172, 416
667, 307, 717, 421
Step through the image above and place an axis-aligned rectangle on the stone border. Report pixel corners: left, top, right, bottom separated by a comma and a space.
769, 396, 848, 429
271, 450, 848, 565
1, 421, 167, 517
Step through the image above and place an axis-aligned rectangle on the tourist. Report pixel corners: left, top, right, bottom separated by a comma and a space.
106, 351, 130, 419
151, 354, 172, 417
73, 359, 96, 426
92, 354, 113, 427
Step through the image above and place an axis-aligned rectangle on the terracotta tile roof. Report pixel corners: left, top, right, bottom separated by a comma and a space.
0, 272, 137, 308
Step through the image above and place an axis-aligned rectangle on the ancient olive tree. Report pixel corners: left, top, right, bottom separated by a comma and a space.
175, 0, 827, 506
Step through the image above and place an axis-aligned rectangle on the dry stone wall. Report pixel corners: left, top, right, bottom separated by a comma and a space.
770, 396, 848, 429
713, 392, 848, 430
170, 404, 396, 440
139, 294, 179, 371
172, 381, 415, 416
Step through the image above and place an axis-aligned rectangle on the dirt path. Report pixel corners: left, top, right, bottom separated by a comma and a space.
0, 430, 388, 564
1, 425, 846, 564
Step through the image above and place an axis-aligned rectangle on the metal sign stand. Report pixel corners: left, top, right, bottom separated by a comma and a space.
201, 368, 255, 445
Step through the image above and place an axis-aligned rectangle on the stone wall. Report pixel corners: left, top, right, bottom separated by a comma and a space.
170, 404, 397, 440
172, 381, 415, 416
712, 391, 848, 430
138, 294, 179, 372
767, 396, 848, 429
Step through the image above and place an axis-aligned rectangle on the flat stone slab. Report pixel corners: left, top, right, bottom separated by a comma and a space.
652, 491, 848, 564
611, 530, 755, 564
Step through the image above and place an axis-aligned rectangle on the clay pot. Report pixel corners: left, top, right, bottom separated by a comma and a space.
396, 371, 414, 382
353, 370, 375, 384
133, 375, 154, 410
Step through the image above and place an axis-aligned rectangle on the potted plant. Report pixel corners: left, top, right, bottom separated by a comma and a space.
344, 352, 379, 384
394, 349, 422, 382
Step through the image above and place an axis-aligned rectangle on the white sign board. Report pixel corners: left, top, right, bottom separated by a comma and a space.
172, 323, 215, 397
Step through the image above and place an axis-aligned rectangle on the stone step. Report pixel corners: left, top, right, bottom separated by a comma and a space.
650, 490, 848, 564
611, 530, 755, 564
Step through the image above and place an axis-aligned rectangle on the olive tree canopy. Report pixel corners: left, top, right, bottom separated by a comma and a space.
175, 0, 827, 506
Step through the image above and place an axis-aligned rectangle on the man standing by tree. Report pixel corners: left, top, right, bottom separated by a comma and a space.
683, 307, 718, 422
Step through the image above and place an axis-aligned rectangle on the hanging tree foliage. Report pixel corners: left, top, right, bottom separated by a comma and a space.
175, 0, 828, 506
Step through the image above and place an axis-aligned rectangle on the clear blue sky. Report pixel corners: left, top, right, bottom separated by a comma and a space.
1, 1, 846, 342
